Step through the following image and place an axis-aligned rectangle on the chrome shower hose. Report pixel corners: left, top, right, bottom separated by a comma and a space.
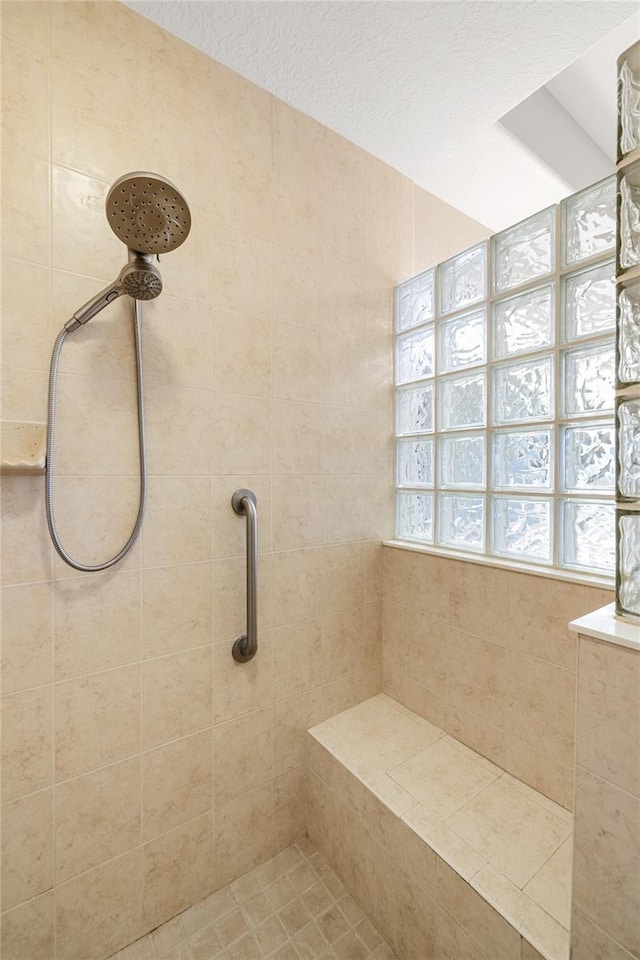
45, 299, 147, 572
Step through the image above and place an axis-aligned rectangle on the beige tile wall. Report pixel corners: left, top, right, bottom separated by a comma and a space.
382, 547, 614, 809
0, 2, 488, 957
306, 764, 546, 960
571, 635, 640, 960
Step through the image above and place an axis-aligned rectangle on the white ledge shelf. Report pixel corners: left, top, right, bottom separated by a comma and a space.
570, 603, 640, 652
0, 421, 46, 475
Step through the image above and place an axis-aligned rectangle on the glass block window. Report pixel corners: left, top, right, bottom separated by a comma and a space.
394, 175, 615, 578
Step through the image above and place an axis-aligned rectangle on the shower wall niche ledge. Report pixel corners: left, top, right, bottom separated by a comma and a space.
570, 601, 640, 651
0, 420, 46, 475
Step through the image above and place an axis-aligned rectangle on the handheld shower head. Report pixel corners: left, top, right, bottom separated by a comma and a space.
119, 253, 163, 301
65, 172, 190, 332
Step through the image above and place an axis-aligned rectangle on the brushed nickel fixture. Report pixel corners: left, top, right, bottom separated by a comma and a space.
45, 172, 191, 571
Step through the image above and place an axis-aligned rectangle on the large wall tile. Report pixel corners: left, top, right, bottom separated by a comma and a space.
0, 891, 54, 960
140, 295, 213, 390
436, 858, 521, 960
576, 637, 640, 797
142, 814, 214, 931
142, 647, 212, 749
271, 619, 323, 701
46, 373, 139, 478
51, 1, 140, 83
142, 729, 212, 840
2, 144, 50, 264
448, 630, 507, 730
1, 258, 52, 371
51, 60, 140, 182
322, 336, 365, 409
505, 651, 575, 768
142, 476, 212, 566
272, 400, 322, 476
51, 476, 141, 578
55, 847, 144, 960
144, 382, 212, 476
2, 1, 50, 52
214, 707, 273, 807
1, 476, 52, 585
449, 562, 508, 646
272, 477, 323, 551
272, 323, 322, 403
213, 631, 273, 724
321, 542, 365, 616
1, 789, 54, 910
142, 562, 212, 658
51, 165, 120, 279
571, 911, 637, 960
573, 767, 640, 957
504, 734, 574, 811
213, 231, 272, 322
272, 246, 323, 331
54, 570, 140, 680
211, 394, 272, 475
1, 685, 53, 801
1, 581, 52, 694
321, 476, 364, 544
55, 665, 141, 780
214, 784, 276, 888
50, 268, 137, 380
213, 310, 271, 397
55, 757, 141, 882
271, 547, 322, 627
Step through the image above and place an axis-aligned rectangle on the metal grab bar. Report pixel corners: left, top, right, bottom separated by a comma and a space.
231, 489, 258, 663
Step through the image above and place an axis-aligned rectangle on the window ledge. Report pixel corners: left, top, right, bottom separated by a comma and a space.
570, 603, 640, 651
383, 539, 615, 590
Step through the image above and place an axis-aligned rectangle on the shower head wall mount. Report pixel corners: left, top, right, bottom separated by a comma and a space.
65, 172, 191, 332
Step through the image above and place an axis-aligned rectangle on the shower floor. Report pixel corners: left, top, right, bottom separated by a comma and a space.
108, 837, 398, 960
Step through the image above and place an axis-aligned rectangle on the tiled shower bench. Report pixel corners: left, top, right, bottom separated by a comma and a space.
305, 695, 573, 960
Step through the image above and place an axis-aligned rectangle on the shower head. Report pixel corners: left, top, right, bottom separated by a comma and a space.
105, 172, 191, 255
119, 253, 163, 301
64, 172, 190, 332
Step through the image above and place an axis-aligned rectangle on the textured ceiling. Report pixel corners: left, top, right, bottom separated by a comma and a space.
126, 0, 639, 229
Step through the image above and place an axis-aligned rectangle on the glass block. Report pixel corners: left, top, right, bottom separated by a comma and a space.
618, 399, 640, 499
562, 177, 616, 266
619, 49, 640, 158
396, 491, 433, 542
620, 165, 640, 270
492, 430, 552, 490
439, 308, 486, 373
439, 433, 485, 489
562, 261, 615, 341
396, 326, 434, 385
492, 497, 552, 563
439, 243, 486, 315
563, 422, 615, 493
438, 494, 484, 551
396, 438, 433, 488
561, 499, 615, 573
493, 356, 553, 425
619, 282, 640, 383
493, 285, 553, 359
562, 342, 614, 417
493, 207, 554, 294
618, 512, 640, 616
439, 372, 486, 431
396, 269, 435, 332
396, 383, 434, 436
